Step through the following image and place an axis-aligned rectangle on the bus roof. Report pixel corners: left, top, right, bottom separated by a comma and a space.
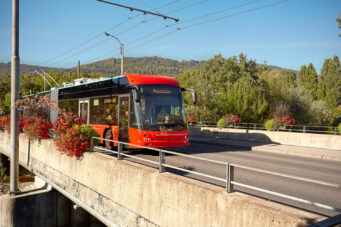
124, 74, 180, 87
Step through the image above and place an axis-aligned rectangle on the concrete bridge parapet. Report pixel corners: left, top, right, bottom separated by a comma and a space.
0, 132, 323, 226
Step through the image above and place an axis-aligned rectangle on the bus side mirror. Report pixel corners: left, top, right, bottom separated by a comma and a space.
127, 85, 140, 102
181, 88, 197, 105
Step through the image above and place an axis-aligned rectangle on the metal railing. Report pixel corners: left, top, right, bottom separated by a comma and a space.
190, 122, 340, 135
91, 137, 341, 213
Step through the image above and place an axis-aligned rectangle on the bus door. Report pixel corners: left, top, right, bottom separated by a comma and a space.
79, 99, 90, 124
118, 95, 130, 143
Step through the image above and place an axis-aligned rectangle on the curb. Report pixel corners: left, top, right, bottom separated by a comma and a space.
251, 147, 341, 161
189, 139, 251, 150
190, 138, 341, 161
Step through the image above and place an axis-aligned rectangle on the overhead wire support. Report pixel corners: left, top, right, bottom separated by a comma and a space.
43, 71, 60, 87
35, 70, 52, 89
97, 0, 180, 22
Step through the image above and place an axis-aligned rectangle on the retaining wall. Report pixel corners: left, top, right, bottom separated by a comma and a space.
189, 127, 341, 150
0, 132, 323, 226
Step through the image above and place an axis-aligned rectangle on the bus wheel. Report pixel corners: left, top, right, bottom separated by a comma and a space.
105, 129, 114, 150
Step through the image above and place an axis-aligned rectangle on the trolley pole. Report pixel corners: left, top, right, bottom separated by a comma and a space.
104, 32, 124, 75
10, 0, 20, 194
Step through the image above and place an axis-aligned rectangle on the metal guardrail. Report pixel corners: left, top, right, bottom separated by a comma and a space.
91, 137, 341, 213
190, 122, 340, 135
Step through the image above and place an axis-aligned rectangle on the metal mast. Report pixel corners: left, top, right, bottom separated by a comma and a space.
10, 0, 20, 194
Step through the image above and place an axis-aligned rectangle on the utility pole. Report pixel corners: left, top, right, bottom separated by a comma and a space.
10, 0, 20, 194
44, 73, 46, 91
104, 32, 124, 75
77, 60, 80, 79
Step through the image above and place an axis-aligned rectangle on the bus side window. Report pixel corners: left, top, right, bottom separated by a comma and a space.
90, 98, 101, 124
59, 100, 78, 115
103, 96, 118, 126
90, 97, 118, 125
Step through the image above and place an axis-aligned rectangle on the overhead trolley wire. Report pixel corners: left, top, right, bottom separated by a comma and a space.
181, 0, 288, 30
85, 0, 266, 63
41, 0, 179, 66
96, 0, 288, 62
49, 19, 149, 67
52, 0, 209, 67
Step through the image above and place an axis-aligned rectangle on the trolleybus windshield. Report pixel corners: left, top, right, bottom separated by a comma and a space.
137, 84, 187, 131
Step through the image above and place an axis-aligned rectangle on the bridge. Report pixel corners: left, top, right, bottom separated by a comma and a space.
0, 127, 340, 226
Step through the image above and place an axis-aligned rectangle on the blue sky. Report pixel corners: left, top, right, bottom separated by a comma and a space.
0, 0, 340, 72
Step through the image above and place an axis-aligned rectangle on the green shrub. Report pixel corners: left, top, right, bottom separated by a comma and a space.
217, 118, 225, 129
338, 123, 341, 135
264, 119, 275, 131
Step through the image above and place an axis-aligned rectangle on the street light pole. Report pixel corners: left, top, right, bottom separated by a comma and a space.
104, 32, 124, 75
10, 0, 20, 194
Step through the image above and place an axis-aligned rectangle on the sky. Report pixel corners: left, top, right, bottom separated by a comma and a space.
0, 0, 340, 72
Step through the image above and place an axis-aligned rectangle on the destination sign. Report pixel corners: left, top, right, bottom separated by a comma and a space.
153, 89, 171, 94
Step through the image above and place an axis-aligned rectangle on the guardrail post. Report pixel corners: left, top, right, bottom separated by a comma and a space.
226, 163, 234, 193
159, 150, 165, 173
90, 137, 94, 151
117, 142, 123, 160
334, 127, 337, 136
253, 124, 256, 130
26, 141, 30, 166
303, 126, 306, 133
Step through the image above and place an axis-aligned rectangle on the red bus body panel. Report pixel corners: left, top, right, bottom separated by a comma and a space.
124, 74, 180, 86
88, 74, 188, 149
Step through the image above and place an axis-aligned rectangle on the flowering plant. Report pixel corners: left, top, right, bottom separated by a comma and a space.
55, 124, 99, 157
25, 118, 53, 141
0, 115, 9, 132
0, 115, 27, 134
275, 116, 295, 126
53, 112, 85, 138
217, 113, 242, 128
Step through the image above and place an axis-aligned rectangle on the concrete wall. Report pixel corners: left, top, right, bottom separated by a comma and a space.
0, 189, 57, 227
189, 126, 341, 150
0, 188, 104, 227
0, 132, 323, 226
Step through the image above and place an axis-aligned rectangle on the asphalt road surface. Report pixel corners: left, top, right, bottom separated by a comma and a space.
97, 141, 341, 217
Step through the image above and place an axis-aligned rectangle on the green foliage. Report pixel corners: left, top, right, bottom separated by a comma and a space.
264, 119, 275, 131
338, 123, 341, 135
217, 118, 225, 129
281, 69, 297, 89
73, 124, 100, 146
310, 100, 332, 126
222, 77, 269, 122
298, 63, 318, 99
3, 93, 11, 115
177, 53, 268, 123
318, 56, 341, 108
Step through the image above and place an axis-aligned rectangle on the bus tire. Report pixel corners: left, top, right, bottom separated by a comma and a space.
105, 129, 114, 150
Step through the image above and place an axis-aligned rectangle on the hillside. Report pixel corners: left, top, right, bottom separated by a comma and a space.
1, 56, 284, 76
0, 62, 66, 74
77, 57, 204, 77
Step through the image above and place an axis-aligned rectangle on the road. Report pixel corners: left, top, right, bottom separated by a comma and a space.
98, 141, 341, 217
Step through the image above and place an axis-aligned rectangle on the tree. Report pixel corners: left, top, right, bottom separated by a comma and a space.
280, 69, 297, 89
176, 53, 268, 122
3, 92, 11, 114
223, 77, 269, 122
298, 63, 318, 99
318, 56, 341, 108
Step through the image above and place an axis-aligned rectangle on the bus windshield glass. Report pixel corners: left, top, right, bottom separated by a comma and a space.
137, 84, 187, 131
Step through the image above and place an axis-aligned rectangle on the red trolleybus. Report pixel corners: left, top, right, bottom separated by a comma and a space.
57, 74, 196, 149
